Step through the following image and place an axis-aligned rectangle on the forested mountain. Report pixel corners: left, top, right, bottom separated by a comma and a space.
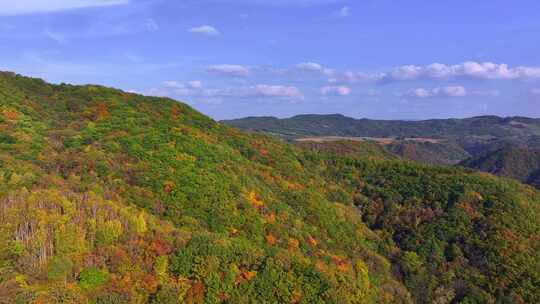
460, 147, 540, 190
0, 72, 539, 304
295, 139, 468, 165
223, 114, 540, 164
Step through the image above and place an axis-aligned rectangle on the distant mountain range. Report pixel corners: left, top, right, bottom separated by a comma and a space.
222, 114, 540, 141
223, 114, 540, 158
224, 114, 540, 188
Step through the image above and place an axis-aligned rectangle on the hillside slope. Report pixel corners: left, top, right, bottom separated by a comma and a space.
460, 147, 540, 190
0, 72, 539, 304
0, 72, 410, 303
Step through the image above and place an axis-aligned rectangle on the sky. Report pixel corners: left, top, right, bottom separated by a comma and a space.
1, 0, 540, 120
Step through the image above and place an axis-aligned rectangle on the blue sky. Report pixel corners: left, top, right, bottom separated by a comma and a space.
1, 0, 540, 120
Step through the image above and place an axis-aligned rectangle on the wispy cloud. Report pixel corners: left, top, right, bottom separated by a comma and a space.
189, 25, 220, 36
381, 62, 540, 83
472, 89, 500, 97
336, 6, 350, 17
401, 86, 468, 98
320, 85, 351, 96
44, 29, 67, 44
159, 80, 304, 102
144, 19, 159, 32
295, 61, 540, 84
0, 0, 129, 16
295, 62, 335, 77
207, 64, 250, 77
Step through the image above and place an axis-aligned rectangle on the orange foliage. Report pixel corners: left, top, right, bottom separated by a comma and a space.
235, 270, 257, 285
265, 233, 278, 246
457, 202, 479, 218
149, 239, 173, 256
314, 260, 327, 273
290, 290, 303, 304
163, 181, 175, 193
331, 255, 350, 272
141, 274, 159, 293
247, 191, 264, 208
171, 104, 182, 119
306, 235, 318, 247
108, 247, 129, 270
32, 297, 47, 304
242, 271, 257, 281
265, 213, 276, 223
380, 291, 395, 303
3, 110, 18, 121
185, 281, 205, 304
95, 102, 110, 120
288, 238, 300, 251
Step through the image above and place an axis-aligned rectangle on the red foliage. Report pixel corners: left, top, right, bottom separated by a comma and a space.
149, 238, 173, 256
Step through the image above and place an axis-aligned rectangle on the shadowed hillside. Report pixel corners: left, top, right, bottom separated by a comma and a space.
460, 147, 540, 190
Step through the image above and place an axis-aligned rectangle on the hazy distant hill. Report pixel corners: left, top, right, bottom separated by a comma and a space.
223, 114, 540, 140
223, 114, 540, 161
460, 147, 540, 190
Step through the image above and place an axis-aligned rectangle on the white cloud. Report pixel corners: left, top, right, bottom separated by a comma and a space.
159, 80, 303, 102
144, 19, 159, 32
162, 80, 203, 95
317, 62, 540, 85
163, 81, 185, 89
207, 0, 345, 7
258, 61, 540, 86
471, 89, 500, 97
249, 85, 303, 100
207, 64, 250, 77
337, 6, 350, 17
44, 29, 67, 44
402, 86, 468, 98
320, 85, 351, 96
189, 25, 220, 36
296, 62, 324, 71
188, 80, 202, 89
204, 85, 304, 101
295, 62, 335, 77
342, 71, 386, 83
0, 0, 129, 15
385, 62, 540, 82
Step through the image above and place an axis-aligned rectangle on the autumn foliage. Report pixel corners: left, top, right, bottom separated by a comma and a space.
0, 72, 538, 304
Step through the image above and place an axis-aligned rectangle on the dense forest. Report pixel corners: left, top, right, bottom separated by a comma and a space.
460, 147, 540, 190
0, 72, 539, 303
